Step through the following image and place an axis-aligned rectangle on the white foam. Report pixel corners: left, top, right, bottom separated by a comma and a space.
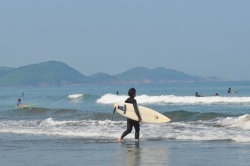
96, 94, 127, 104
217, 114, 250, 130
96, 93, 250, 105
68, 94, 83, 99
2, 117, 250, 142
0, 118, 119, 138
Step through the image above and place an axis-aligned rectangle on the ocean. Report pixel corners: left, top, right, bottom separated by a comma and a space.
1, 82, 250, 166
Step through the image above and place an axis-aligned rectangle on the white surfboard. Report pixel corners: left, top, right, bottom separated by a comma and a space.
113, 102, 170, 124
15, 104, 35, 108
233, 90, 240, 93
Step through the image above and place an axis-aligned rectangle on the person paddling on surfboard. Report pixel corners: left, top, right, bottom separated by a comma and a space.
195, 92, 204, 97
17, 98, 23, 106
118, 88, 142, 141
228, 88, 232, 93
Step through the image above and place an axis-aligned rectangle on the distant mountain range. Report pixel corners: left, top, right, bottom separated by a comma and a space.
0, 61, 228, 87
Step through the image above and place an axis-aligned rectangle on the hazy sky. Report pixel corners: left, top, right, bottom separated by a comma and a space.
0, 1, 249, 80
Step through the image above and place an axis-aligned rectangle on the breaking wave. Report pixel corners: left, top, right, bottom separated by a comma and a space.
96, 94, 250, 105
1, 114, 250, 142
68, 94, 83, 99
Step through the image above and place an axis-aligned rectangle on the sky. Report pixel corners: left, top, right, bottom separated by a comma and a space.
0, 0, 249, 81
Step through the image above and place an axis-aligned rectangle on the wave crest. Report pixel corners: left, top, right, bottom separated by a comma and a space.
96, 93, 250, 105
68, 94, 83, 99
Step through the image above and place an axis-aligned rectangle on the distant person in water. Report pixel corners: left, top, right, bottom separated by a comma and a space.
118, 88, 142, 141
17, 98, 22, 106
22, 92, 24, 96
228, 88, 232, 93
214, 93, 220, 96
195, 92, 203, 97
116, 91, 119, 95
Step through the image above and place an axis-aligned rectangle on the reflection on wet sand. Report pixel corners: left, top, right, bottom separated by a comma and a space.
126, 142, 140, 166
125, 142, 169, 166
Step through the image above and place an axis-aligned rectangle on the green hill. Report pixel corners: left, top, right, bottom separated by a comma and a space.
0, 67, 14, 77
115, 66, 220, 83
0, 61, 228, 87
0, 61, 88, 87
88, 72, 121, 84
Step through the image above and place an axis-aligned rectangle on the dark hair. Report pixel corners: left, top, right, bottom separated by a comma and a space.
128, 88, 136, 97
18, 98, 21, 102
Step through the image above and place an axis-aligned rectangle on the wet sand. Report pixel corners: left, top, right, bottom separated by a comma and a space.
1, 134, 250, 166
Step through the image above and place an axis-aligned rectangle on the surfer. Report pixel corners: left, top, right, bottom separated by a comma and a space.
17, 98, 22, 106
214, 93, 220, 96
118, 88, 142, 141
228, 88, 232, 93
195, 92, 203, 97
116, 91, 119, 95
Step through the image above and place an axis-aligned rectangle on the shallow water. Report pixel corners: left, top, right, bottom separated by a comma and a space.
1, 133, 250, 166
1, 82, 250, 165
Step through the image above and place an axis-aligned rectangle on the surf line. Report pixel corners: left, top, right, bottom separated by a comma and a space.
96, 107, 116, 142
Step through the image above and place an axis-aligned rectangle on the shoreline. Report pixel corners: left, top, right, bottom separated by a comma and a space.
1, 133, 250, 166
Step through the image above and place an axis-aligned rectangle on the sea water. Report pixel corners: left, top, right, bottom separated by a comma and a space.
1, 82, 250, 165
